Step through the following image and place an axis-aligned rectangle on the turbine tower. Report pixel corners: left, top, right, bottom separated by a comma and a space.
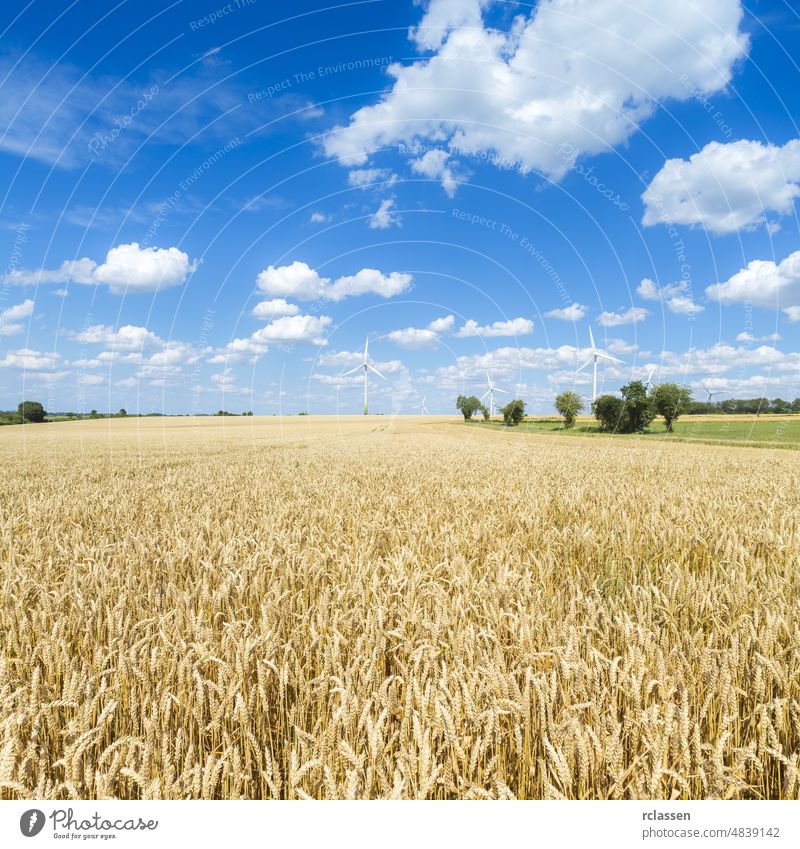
415, 395, 429, 415
576, 326, 625, 402
342, 337, 386, 415
481, 372, 507, 417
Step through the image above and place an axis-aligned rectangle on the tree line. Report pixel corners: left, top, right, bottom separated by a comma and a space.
1, 403, 134, 425
555, 383, 692, 432
0, 403, 261, 425
1, 401, 48, 425
456, 395, 526, 426
687, 397, 800, 415
458, 383, 688, 432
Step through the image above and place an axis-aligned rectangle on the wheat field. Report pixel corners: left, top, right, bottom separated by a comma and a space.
1, 416, 798, 800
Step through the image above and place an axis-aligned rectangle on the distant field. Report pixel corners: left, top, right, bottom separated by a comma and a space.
472, 414, 800, 447
1, 416, 799, 800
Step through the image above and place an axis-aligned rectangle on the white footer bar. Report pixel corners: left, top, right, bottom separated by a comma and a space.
1, 800, 797, 849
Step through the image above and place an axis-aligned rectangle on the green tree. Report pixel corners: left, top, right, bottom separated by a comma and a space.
118, 408, 128, 417
620, 380, 655, 433
90, 409, 99, 418
554, 391, 583, 429
500, 399, 526, 426
456, 394, 484, 421
592, 394, 625, 432
18, 401, 46, 423
651, 383, 693, 432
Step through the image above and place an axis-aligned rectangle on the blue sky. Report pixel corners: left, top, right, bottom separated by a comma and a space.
1, 0, 799, 414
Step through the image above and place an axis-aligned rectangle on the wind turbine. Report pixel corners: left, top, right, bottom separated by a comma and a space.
576, 326, 625, 402
342, 337, 386, 415
644, 366, 657, 390
702, 385, 723, 403
415, 394, 429, 415
481, 372, 507, 417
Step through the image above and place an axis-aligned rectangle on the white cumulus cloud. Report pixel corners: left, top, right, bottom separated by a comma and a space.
251, 314, 331, 345
93, 243, 197, 294
70, 324, 162, 351
705, 250, 800, 308
410, 150, 459, 197
212, 315, 333, 363
317, 349, 405, 373
454, 317, 534, 337
368, 198, 401, 230
387, 327, 442, 350
388, 314, 455, 349
256, 261, 412, 302
637, 278, 703, 315
251, 298, 300, 319
0, 299, 34, 335
347, 168, 396, 188
597, 307, 649, 327
211, 368, 236, 387
642, 139, 800, 234
736, 331, 782, 342
544, 303, 588, 322
324, 0, 747, 186
329, 268, 411, 300
427, 314, 456, 333
0, 347, 60, 370
2, 243, 197, 294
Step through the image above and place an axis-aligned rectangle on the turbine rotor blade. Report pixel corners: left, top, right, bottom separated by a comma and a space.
342, 366, 362, 377
367, 364, 386, 380
576, 356, 594, 374
588, 325, 595, 350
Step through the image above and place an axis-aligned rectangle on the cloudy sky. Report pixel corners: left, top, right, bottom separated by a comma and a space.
1, 0, 799, 414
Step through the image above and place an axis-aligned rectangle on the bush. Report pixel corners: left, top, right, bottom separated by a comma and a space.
593, 383, 656, 433
592, 394, 626, 432
500, 399, 526, 426
18, 401, 46, 423
554, 391, 583, 429
651, 383, 693, 432
456, 395, 486, 421
620, 380, 655, 433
